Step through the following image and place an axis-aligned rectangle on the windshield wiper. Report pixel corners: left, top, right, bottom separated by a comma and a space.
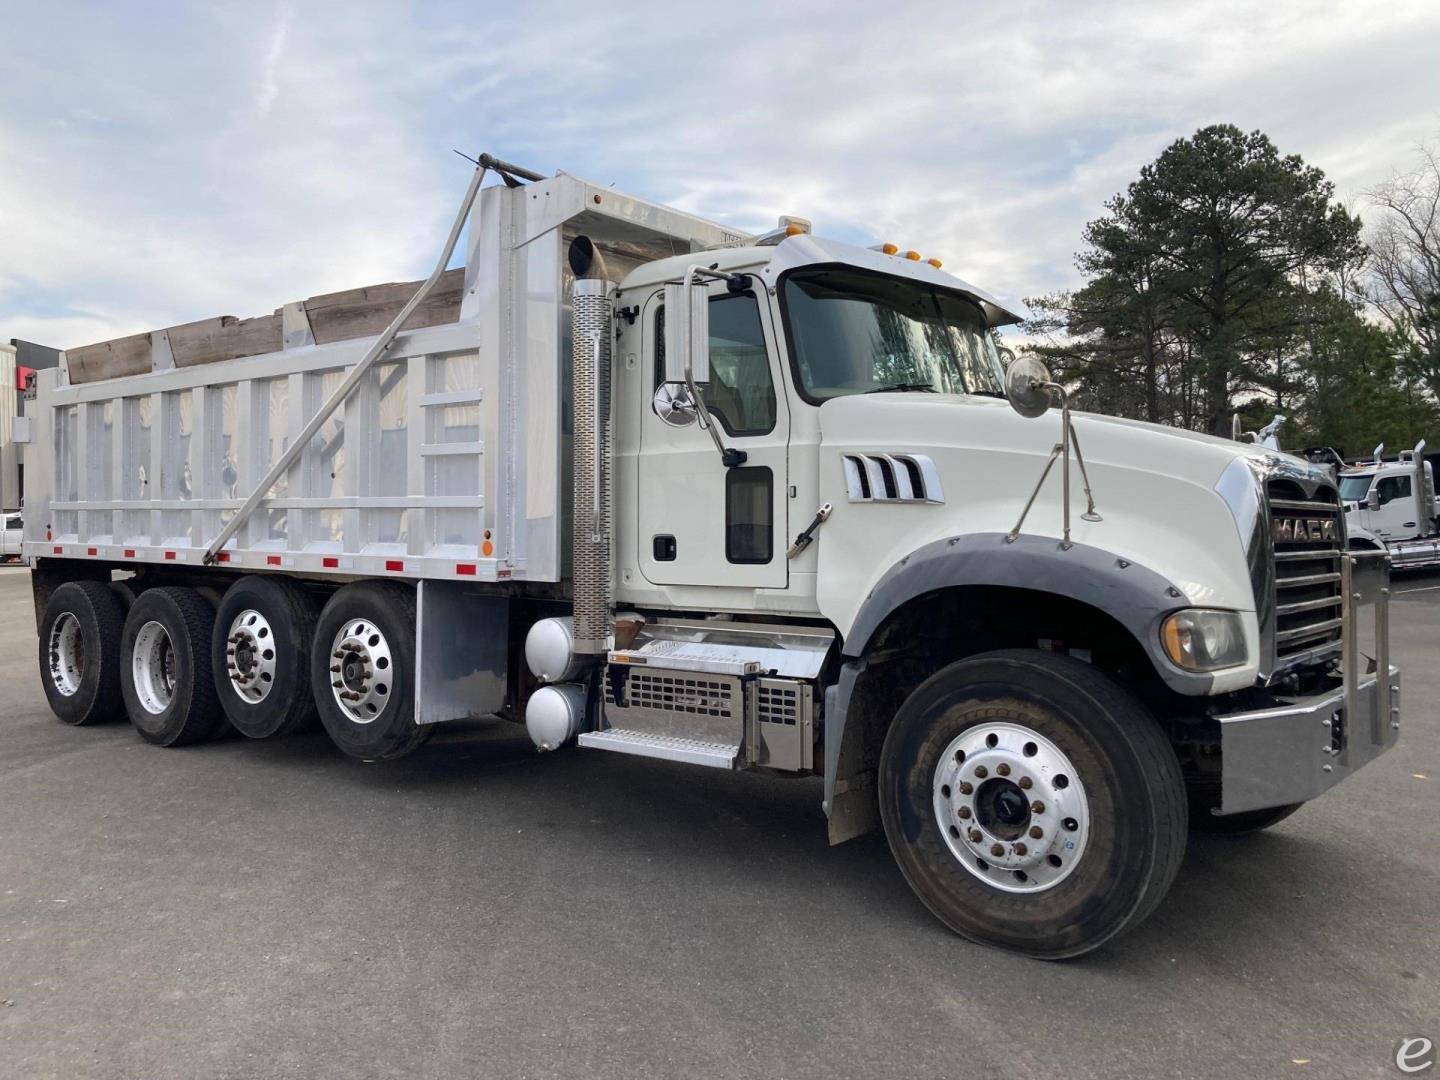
967, 389, 1006, 399
865, 383, 938, 394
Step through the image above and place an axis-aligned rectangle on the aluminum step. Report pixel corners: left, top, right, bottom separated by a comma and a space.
577, 728, 740, 769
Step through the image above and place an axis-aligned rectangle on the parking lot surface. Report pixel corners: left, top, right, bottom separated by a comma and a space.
1, 565, 1436, 1079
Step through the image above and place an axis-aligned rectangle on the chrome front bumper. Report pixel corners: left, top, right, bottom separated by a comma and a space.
1216, 550, 1400, 815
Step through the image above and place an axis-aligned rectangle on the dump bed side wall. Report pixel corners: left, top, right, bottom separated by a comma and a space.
24, 175, 746, 586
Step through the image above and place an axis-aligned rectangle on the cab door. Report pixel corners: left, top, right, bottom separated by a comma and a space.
636, 281, 789, 588
1372, 473, 1415, 539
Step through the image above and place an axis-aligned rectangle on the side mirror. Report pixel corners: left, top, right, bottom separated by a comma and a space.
663, 282, 710, 385
1366, 489, 1381, 511
1005, 355, 1055, 419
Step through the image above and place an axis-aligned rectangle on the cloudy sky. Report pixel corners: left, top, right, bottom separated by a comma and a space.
2, 0, 1437, 350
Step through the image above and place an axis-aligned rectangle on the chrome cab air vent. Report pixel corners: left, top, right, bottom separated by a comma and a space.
1267, 478, 1345, 664
841, 453, 943, 503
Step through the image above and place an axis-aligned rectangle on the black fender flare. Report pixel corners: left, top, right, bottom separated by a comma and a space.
822, 532, 1209, 842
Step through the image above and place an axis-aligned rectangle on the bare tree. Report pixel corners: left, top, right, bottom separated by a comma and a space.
1367, 142, 1440, 397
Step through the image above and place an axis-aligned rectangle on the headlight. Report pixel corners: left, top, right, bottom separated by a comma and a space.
1160, 609, 1247, 672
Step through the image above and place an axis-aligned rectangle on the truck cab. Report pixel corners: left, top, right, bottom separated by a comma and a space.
1340, 448, 1440, 544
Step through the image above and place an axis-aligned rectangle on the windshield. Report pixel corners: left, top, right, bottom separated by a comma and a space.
1338, 474, 1373, 502
782, 267, 1006, 401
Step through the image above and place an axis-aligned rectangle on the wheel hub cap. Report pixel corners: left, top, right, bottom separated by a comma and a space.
226, 609, 277, 703
132, 620, 178, 715
48, 612, 84, 697
933, 721, 1090, 893
328, 620, 392, 724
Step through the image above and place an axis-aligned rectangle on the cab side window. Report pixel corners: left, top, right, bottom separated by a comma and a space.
657, 293, 776, 437
1376, 476, 1412, 505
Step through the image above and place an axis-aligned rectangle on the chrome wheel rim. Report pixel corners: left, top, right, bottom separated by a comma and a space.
48, 612, 84, 696
933, 721, 1091, 894
328, 620, 392, 724
225, 608, 277, 704
132, 620, 178, 715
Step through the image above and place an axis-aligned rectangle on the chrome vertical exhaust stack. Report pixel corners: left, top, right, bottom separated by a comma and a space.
569, 244, 615, 655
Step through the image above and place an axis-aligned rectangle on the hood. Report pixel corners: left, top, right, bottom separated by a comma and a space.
816, 393, 1296, 490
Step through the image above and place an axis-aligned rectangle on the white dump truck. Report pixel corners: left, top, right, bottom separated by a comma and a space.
1338, 441, 1440, 569
23, 154, 1400, 957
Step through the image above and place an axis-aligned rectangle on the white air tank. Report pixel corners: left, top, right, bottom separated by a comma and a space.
525, 616, 589, 684
526, 683, 587, 752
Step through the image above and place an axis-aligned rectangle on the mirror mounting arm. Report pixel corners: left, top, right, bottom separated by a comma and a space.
678, 264, 748, 469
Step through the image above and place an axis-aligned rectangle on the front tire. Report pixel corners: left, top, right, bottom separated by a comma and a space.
879, 649, 1187, 959
310, 582, 431, 761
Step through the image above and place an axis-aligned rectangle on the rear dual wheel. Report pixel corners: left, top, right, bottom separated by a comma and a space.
38, 581, 127, 726
120, 587, 229, 746
212, 576, 319, 739
310, 582, 430, 761
879, 649, 1187, 959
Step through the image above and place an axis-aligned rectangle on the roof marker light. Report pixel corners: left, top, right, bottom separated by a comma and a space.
881, 243, 899, 256
904, 250, 922, 261
927, 257, 943, 269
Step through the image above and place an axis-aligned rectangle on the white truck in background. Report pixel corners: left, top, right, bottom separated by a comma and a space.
2, 510, 21, 562
23, 154, 1401, 958
1337, 442, 1440, 569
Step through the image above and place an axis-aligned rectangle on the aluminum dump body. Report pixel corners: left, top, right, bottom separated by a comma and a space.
23, 174, 745, 584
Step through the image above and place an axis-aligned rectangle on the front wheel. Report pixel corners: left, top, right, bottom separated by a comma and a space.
879, 649, 1187, 959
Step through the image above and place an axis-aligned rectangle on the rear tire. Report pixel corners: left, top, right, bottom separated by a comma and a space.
310, 582, 431, 761
879, 649, 1187, 959
38, 581, 126, 726
120, 587, 227, 746
212, 576, 320, 739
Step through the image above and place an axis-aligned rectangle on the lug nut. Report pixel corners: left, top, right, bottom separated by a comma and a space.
958, 781, 973, 796
974, 765, 988, 778
1013, 843, 1028, 856
333, 650, 345, 660
1031, 800, 1046, 814
1029, 825, 1043, 839
1018, 776, 1032, 790
957, 806, 972, 820
332, 681, 343, 688
990, 843, 1005, 857
997, 763, 1011, 776
968, 829, 983, 843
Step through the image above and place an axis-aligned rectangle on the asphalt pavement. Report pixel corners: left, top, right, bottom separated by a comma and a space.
1, 565, 1436, 1079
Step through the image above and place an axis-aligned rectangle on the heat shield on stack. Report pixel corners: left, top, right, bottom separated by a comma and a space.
570, 278, 615, 654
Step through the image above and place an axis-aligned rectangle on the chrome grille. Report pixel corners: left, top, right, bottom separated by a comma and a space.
1268, 480, 1344, 660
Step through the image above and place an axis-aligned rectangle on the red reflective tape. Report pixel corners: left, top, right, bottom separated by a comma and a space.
385, 560, 404, 572
87, 547, 98, 556
216, 551, 231, 563
455, 563, 476, 576
123, 549, 136, 559
322, 557, 339, 568
52, 545, 63, 555
266, 555, 282, 566
164, 551, 177, 560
